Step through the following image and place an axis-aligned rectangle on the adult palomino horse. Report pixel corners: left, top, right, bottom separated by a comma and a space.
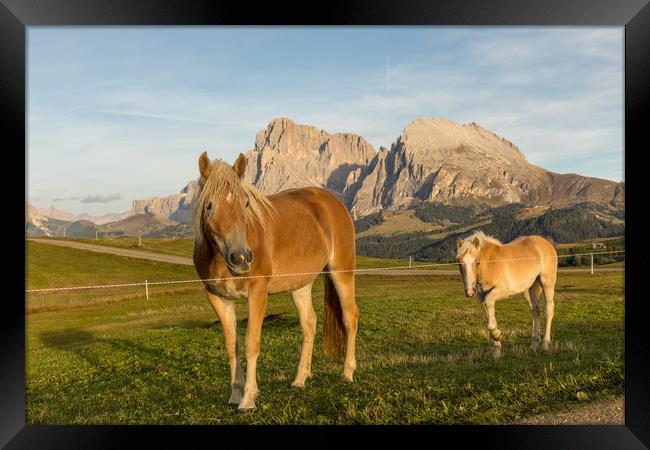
192, 152, 359, 411
456, 231, 557, 357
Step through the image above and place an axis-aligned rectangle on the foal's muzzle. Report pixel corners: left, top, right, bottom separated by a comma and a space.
465, 287, 476, 298
226, 247, 253, 275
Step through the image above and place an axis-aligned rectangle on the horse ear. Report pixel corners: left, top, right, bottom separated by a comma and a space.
456, 238, 463, 248
472, 237, 480, 248
198, 151, 212, 180
233, 153, 247, 179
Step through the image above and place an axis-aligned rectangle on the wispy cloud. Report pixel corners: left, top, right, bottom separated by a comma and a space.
52, 194, 122, 204
80, 193, 122, 203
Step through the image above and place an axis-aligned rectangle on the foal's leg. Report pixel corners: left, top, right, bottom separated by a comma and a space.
528, 282, 542, 349
238, 289, 268, 412
330, 272, 359, 382
205, 290, 244, 406
480, 290, 503, 358
291, 282, 316, 388
540, 275, 556, 351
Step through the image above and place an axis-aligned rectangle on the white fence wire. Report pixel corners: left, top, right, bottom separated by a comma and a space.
25, 250, 625, 295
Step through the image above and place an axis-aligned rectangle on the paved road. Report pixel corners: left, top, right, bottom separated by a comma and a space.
29, 238, 624, 276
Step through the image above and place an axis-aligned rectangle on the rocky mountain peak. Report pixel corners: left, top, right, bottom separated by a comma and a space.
129, 116, 623, 222
254, 117, 327, 158
244, 118, 376, 195
398, 117, 527, 166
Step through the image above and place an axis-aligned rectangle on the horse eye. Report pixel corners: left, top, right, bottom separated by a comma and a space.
245, 198, 250, 208
206, 201, 212, 211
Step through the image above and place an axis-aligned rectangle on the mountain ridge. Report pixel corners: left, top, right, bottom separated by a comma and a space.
26, 116, 624, 237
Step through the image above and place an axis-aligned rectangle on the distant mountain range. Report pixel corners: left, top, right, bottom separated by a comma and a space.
26, 203, 135, 237
26, 116, 624, 242
130, 117, 624, 220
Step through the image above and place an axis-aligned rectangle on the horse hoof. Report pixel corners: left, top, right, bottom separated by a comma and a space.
342, 376, 354, 383
542, 341, 551, 351
237, 406, 257, 413
290, 382, 306, 389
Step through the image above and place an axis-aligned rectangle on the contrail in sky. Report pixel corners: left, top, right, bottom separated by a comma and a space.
386, 51, 391, 95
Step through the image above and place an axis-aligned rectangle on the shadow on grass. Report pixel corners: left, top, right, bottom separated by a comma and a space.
144, 313, 299, 331
38, 313, 301, 373
39, 328, 187, 369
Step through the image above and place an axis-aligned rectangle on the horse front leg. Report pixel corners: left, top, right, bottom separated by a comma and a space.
238, 288, 268, 412
205, 290, 244, 406
480, 290, 503, 358
291, 282, 316, 388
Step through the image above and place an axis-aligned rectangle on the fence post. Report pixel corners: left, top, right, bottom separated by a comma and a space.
138, 232, 142, 248
591, 254, 594, 275
145, 280, 149, 299
409, 256, 412, 268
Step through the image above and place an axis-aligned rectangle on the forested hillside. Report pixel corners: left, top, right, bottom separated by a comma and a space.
355, 201, 624, 262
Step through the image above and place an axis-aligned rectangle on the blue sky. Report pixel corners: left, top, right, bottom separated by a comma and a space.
28, 27, 624, 215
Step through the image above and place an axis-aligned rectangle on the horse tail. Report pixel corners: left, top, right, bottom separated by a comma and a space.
322, 274, 345, 358
533, 277, 544, 300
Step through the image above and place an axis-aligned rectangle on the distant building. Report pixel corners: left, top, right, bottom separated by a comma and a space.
591, 242, 606, 249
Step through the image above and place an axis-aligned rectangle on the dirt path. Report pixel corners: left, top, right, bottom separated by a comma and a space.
29, 239, 623, 276
30, 238, 194, 266
515, 396, 624, 425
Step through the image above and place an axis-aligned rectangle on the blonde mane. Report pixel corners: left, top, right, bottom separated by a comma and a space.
192, 160, 275, 244
457, 230, 502, 256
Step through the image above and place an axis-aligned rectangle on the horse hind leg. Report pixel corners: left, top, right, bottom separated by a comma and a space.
328, 271, 359, 382
528, 280, 542, 349
290, 282, 316, 388
541, 274, 556, 351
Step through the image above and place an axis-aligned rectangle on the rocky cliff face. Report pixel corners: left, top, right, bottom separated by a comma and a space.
242, 117, 377, 197
130, 117, 624, 221
348, 118, 624, 214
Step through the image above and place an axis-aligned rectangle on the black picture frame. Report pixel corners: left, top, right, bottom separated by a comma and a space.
4, 0, 649, 448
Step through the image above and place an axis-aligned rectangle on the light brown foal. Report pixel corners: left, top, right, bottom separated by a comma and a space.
457, 231, 558, 357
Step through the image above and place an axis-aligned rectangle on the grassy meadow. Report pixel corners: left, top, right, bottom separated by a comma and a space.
26, 240, 624, 424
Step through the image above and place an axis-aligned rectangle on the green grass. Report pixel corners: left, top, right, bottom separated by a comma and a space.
26, 242, 624, 424
26, 242, 199, 311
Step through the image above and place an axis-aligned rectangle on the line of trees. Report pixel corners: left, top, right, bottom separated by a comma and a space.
354, 211, 384, 233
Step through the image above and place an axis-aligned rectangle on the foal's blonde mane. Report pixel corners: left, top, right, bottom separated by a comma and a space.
192, 160, 275, 244
457, 230, 502, 256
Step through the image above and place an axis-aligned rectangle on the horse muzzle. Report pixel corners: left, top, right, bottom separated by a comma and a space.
226, 247, 253, 276
465, 288, 476, 298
